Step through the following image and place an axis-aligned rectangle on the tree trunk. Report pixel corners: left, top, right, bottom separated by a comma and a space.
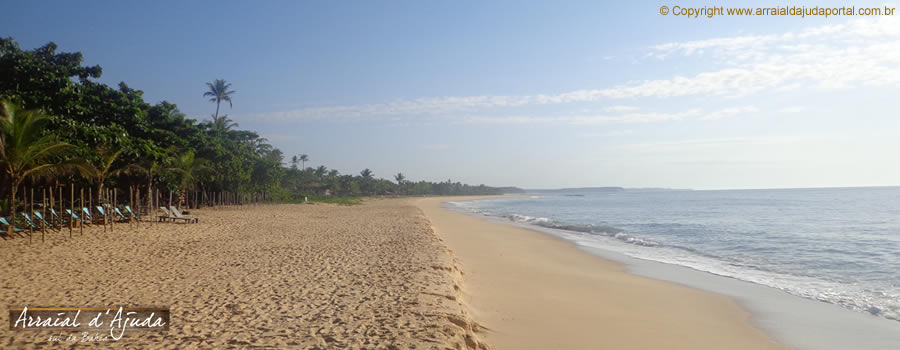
147, 179, 152, 215
214, 100, 220, 120
98, 182, 104, 207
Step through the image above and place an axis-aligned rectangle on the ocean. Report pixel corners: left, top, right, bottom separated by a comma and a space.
449, 187, 900, 324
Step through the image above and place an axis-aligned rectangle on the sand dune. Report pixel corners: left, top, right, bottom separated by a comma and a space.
0, 201, 489, 349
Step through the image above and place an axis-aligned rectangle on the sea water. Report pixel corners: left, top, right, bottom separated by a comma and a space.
449, 187, 900, 324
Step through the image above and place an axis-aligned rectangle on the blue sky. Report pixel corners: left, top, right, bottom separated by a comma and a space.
4, 1, 900, 189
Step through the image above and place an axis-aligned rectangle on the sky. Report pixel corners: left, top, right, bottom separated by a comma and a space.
4, 1, 900, 190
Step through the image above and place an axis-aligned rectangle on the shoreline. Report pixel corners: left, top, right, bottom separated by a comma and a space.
434, 195, 900, 350
413, 196, 787, 350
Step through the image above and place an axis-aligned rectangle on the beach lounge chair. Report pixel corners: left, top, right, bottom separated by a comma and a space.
157, 207, 172, 222
114, 207, 130, 221
168, 206, 199, 223
33, 212, 57, 230
82, 207, 96, 223
49, 208, 66, 226
20, 213, 41, 231
0, 217, 26, 234
65, 209, 87, 226
95, 206, 117, 223
159, 207, 196, 223
124, 205, 141, 221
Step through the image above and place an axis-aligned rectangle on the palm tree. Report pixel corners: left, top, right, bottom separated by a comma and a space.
299, 154, 309, 170
314, 165, 327, 178
394, 172, 406, 195
290, 155, 299, 170
359, 168, 374, 195
170, 150, 213, 194
208, 114, 239, 137
81, 145, 127, 206
0, 100, 76, 234
325, 169, 340, 193
203, 79, 235, 120
125, 159, 167, 214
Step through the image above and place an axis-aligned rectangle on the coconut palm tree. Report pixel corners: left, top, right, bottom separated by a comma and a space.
169, 150, 213, 195
80, 145, 127, 206
299, 154, 309, 170
394, 172, 406, 195
314, 165, 327, 178
359, 168, 374, 195
203, 79, 235, 120
208, 114, 239, 138
0, 100, 76, 234
125, 159, 168, 214
290, 155, 299, 170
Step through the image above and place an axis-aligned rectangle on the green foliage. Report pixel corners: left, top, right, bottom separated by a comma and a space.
0, 100, 77, 232
0, 100, 77, 182
306, 196, 364, 206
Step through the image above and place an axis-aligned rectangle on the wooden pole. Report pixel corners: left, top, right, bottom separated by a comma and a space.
59, 186, 63, 230
25, 188, 31, 244
80, 188, 84, 236
49, 186, 54, 225
41, 188, 46, 242
49, 187, 55, 227
137, 187, 142, 226
129, 186, 134, 228
156, 188, 160, 223
134, 187, 140, 227
57, 183, 65, 225
146, 184, 151, 220
69, 184, 74, 237
106, 189, 110, 231
112, 189, 116, 232
100, 188, 106, 233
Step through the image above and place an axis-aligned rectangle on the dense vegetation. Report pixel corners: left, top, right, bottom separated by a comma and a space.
0, 37, 507, 230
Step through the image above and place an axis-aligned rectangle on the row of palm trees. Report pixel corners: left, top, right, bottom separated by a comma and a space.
0, 99, 210, 235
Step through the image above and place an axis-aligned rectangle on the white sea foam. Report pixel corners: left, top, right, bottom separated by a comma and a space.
446, 194, 900, 323
543, 223, 900, 323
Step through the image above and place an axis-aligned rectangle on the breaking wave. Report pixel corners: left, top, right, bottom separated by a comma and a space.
503, 213, 661, 247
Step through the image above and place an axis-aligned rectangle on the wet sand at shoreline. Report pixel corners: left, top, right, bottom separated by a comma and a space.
414, 196, 789, 350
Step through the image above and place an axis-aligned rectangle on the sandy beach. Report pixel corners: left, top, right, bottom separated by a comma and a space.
1, 198, 791, 349
414, 196, 789, 350
0, 201, 488, 349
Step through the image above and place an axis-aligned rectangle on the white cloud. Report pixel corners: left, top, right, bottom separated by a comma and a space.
604, 105, 640, 113
460, 110, 698, 125
460, 106, 758, 125
779, 106, 807, 114
606, 129, 634, 136
246, 17, 900, 123
699, 106, 759, 120
619, 136, 800, 154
